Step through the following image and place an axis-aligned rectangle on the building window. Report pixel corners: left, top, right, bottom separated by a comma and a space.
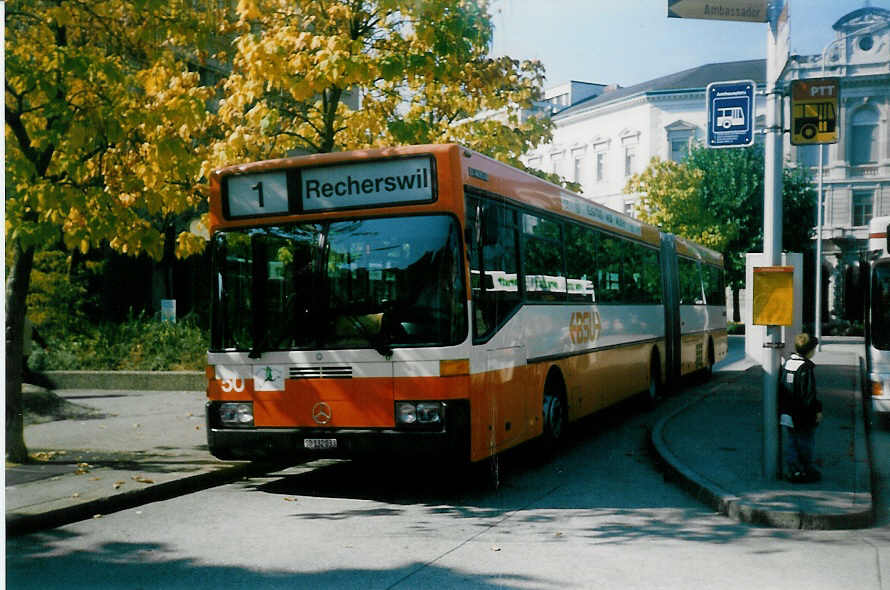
853, 190, 873, 227
572, 148, 586, 185
624, 145, 637, 177
551, 153, 565, 177
624, 201, 635, 218
527, 157, 542, 170
851, 107, 879, 166
670, 139, 689, 163
596, 151, 606, 182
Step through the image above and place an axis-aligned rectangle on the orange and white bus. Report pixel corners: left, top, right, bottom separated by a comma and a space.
205, 144, 727, 463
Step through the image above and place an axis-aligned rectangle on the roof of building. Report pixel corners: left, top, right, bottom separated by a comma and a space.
833, 6, 890, 31
554, 58, 766, 119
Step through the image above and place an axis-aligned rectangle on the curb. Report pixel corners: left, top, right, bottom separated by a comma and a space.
42, 371, 205, 391
649, 368, 874, 530
6, 461, 282, 537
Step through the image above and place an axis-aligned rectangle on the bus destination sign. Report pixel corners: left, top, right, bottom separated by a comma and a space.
301, 157, 435, 212
222, 156, 436, 219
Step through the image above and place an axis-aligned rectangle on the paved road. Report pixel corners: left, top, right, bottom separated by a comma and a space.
8, 340, 890, 589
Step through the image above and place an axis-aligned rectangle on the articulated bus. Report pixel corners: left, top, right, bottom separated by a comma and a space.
864, 215, 890, 417
205, 144, 727, 463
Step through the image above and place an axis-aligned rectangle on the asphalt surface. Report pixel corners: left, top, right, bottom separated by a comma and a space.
5, 337, 876, 535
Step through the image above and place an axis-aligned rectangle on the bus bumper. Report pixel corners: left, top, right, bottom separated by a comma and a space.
205, 400, 470, 462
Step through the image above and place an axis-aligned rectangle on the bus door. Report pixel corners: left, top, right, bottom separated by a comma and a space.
660, 235, 681, 387
468, 195, 528, 456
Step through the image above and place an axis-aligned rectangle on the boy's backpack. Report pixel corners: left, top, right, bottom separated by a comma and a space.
781, 355, 817, 418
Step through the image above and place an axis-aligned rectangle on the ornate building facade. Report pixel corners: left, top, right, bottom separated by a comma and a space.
523, 6, 890, 323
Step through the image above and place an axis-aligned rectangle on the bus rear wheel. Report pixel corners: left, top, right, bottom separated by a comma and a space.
542, 380, 567, 446
644, 354, 662, 410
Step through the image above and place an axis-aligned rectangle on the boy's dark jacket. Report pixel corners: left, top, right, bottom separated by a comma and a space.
778, 353, 823, 430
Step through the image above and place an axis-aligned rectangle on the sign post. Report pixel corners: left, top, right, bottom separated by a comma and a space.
761, 0, 788, 481
706, 80, 756, 148
790, 77, 840, 145
670, 0, 787, 480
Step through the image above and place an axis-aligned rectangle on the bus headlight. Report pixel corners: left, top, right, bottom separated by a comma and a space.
219, 402, 254, 427
395, 401, 443, 426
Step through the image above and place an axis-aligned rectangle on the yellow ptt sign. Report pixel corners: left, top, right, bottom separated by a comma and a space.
791, 78, 839, 145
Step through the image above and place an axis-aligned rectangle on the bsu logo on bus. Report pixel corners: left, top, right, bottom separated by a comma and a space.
569, 311, 601, 346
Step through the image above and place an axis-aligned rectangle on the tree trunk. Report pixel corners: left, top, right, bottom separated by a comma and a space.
732, 287, 741, 323
6, 242, 35, 463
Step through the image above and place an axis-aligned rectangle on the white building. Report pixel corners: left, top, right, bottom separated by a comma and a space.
524, 6, 890, 323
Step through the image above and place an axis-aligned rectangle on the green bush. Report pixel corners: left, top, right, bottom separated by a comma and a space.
26, 250, 97, 340
32, 313, 208, 371
727, 322, 745, 335
823, 319, 864, 337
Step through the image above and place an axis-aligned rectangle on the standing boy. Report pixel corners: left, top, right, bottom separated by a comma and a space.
778, 333, 823, 483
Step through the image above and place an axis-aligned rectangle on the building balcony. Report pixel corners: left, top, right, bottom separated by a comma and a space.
849, 165, 879, 178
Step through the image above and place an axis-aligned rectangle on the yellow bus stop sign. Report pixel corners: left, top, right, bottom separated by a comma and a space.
753, 266, 793, 326
791, 78, 839, 145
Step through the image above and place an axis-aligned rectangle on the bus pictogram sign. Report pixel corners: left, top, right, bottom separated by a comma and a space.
791, 77, 839, 145
706, 80, 756, 148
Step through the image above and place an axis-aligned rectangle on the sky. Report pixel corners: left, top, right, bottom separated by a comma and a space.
489, 0, 890, 89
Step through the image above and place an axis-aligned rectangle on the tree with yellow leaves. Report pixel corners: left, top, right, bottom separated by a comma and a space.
5, 0, 219, 461
205, 0, 551, 173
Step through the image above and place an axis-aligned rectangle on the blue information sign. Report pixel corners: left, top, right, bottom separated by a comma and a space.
706, 80, 755, 148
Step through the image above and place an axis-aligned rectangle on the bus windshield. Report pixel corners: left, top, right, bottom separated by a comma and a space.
872, 262, 890, 351
211, 215, 467, 354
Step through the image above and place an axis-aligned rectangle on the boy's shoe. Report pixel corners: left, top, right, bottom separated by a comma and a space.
787, 471, 806, 483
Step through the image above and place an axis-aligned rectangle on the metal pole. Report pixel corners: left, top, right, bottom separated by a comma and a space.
762, 0, 786, 481
815, 146, 824, 350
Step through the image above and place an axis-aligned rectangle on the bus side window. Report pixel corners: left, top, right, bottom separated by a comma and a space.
597, 234, 624, 303
638, 246, 662, 304
623, 241, 644, 303
703, 264, 725, 306
467, 196, 521, 340
522, 213, 566, 302
678, 258, 704, 305
565, 224, 597, 303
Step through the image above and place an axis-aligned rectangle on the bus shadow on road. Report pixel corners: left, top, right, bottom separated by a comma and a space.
246, 372, 730, 515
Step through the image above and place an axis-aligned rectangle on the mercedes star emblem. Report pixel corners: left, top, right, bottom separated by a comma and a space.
312, 402, 332, 425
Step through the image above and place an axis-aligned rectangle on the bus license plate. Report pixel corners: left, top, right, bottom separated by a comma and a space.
304, 438, 337, 450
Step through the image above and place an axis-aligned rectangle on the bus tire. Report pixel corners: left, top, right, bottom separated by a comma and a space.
703, 339, 715, 380
644, 352, 662, 410
542, 372, 567, 447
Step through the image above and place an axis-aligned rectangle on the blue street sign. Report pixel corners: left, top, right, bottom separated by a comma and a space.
706, 80, 756, 148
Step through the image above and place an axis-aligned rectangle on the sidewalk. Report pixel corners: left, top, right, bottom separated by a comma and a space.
651, 342, 874, 529
6, 341, 876, 535
5, 388, 273, 536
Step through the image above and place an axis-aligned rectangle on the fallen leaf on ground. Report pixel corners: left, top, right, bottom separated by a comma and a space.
132, 476, 155, 484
